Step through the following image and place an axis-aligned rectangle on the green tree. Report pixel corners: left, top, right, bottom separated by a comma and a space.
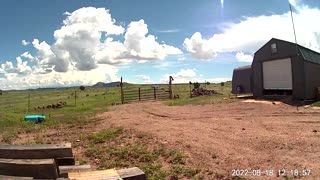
193, 82, 200, 89
80, 86, 85, 91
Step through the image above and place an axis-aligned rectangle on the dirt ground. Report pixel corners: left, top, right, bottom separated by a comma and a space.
94, 100, 320, 179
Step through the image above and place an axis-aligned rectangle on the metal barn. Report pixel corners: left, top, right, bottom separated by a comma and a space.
231, 65, 252, 94
233, 38, 320, 100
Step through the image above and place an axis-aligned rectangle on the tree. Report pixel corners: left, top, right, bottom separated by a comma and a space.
0, 90, 2, 95
220, 82, 225, 87
193, 82, 200, 89
79, 86, 85, 91
206, 82, 210, 85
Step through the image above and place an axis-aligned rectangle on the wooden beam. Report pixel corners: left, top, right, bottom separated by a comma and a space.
55, 157, 76, 166
117, 167, 146, 180
59, 165, 91, 178
0, 158, 58, 179
0, 175, 33, 180
0, 143, 73, 159
68, 169, 120, 180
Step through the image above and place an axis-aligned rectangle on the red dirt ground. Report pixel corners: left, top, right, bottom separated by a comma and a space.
94, 100, 320, 179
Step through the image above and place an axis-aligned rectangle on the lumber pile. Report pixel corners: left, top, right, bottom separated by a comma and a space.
0, 143, 146, 180
192, 87, 220, 97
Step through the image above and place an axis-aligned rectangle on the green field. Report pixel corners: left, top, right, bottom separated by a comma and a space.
0, 81, 234, 136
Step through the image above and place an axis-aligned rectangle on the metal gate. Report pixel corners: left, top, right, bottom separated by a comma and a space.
120, 77, 171, 104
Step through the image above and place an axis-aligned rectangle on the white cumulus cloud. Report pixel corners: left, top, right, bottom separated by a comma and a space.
161, 69, 197, 83
184, 1, 320, 59
235, 52, 253, 62
0, 64, 118, 90
121, 20, 182, 60
27, 7, 182, 73
21, 40, 30, 46
183, 32, 217, 59
136, 75, 154, 84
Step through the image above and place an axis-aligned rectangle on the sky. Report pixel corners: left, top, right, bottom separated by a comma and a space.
0, 0, 320, 90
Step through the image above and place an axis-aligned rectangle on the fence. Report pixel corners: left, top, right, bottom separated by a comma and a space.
0, 87, 120, 114
169, 81, 232, 98
120, 78, 170, 104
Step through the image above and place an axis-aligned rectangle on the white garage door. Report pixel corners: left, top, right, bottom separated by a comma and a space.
263, 58, 293, 90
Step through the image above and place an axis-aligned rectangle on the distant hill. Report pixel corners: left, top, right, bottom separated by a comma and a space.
92, 81, 125, 88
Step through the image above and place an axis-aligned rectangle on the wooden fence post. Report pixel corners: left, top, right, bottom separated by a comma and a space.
138, 88, 141, 101
27, 92, 31, 113
120, 77, 124, 104
169, 76, 174, 99
74, 91, 77, 107
153, 87, 156, 100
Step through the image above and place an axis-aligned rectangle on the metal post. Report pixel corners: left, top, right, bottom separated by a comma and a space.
139, 88, 141, 101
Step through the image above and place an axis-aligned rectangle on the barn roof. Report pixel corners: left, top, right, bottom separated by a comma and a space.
270, 38, 320, 65
234, 65, 251, 71
299, 46, 320, 65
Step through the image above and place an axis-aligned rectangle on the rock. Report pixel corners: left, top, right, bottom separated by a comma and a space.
242, 128, 246, 130
313, 130, 318, 133
76, 139, 80, 142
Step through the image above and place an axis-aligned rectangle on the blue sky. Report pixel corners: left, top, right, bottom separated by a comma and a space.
0, 0, 320, 89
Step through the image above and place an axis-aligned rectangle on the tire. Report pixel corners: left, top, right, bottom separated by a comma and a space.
236, 85, 242, 94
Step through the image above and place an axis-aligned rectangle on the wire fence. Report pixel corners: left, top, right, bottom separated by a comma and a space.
0, 87, 121, 114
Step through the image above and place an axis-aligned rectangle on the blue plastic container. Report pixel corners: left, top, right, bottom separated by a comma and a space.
24, 115, 46, 123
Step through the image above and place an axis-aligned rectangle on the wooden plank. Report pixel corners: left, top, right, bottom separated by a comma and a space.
0, 158, 58, 179
117, 167, 146, 180
0, 175, 33, 180
68, 169, 120, 180
59, 165, 91, 178
55, 157, 75, 166
0, 143, 73, 159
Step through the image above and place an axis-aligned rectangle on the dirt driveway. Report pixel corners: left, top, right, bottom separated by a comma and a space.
96, 100, 320, 178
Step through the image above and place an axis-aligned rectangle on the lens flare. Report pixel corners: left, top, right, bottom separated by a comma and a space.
221, 0, 224, 9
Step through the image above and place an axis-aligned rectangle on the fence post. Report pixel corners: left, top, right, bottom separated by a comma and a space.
153, 87, 156, 100
169, 76, 174, 99
27, 92, 30, 113
120, 77, 124, 104
74, 91, 77, 107
139, 88, 141, 101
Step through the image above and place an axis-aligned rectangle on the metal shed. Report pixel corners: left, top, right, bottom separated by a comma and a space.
231, 65, 252, 94
252, 38, 320, 100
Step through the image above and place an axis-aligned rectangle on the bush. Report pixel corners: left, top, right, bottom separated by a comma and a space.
193, 82, 200, 89
80, 86, 85, 91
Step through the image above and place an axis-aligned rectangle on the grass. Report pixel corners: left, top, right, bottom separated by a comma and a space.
82, 128, 201, 179
88, 127, 123, 143
312, 101, 320, 107
0, 86, 121, 142
165, 81, 238, 106
0, 82, 234, 138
